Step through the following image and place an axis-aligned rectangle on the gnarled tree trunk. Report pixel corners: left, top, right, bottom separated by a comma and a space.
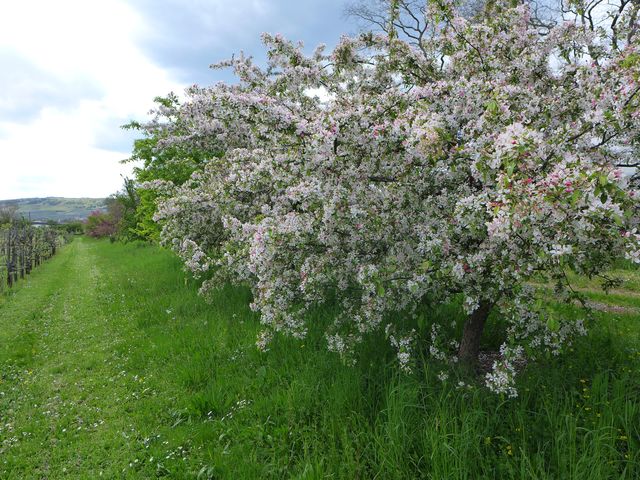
457, 301, 493, 368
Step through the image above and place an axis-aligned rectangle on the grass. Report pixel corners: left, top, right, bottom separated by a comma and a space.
0, 237, 638, 478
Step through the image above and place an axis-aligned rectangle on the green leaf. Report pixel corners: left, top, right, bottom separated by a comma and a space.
598, 174, 608, 187
506, 162, 515, 176
546, 315, 559, 332
485, 99, 499, 116
570, 190, 581, 205
621, 52, 640, 69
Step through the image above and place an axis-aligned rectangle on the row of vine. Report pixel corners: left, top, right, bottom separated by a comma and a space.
0, 224, 69, 292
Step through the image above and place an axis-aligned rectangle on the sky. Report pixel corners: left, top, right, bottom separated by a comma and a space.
0, 0, 355, 200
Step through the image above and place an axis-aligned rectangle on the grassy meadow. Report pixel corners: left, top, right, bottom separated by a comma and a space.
0, 238, 638, 478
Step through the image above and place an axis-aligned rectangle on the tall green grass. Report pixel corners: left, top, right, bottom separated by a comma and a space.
1, 238, 638, 478
97, 240, 640, 478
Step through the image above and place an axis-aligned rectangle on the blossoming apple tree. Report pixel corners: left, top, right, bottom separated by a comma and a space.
138, 1, 640, 395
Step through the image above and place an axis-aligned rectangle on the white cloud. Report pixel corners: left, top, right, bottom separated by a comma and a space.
0, 0, 353, 199
0, 0, 186, 199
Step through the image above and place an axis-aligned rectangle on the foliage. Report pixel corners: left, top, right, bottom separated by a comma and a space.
121, 94, 215, 241
84, 210, 118, 238
109, 177, 143, 241
82, 178, 145, 241
135, 1, 640, 395
0, 206, 19, 225
0, 222, 67, 292
57, 221, 84, 235
132, 189, 162, 241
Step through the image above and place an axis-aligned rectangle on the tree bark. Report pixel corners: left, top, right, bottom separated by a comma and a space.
457, 300, 493, 368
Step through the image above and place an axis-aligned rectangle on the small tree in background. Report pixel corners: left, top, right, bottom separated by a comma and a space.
87, 178, 143, 241
108, 178, 141, 241
0, 206, 18, 225
84, 210, 118, 238
59, 221, 84, 235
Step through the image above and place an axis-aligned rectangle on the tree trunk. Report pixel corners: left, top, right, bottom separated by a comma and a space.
457, 301, 493, 368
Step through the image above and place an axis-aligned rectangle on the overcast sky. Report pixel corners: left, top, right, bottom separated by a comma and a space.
0, 0, 354, 200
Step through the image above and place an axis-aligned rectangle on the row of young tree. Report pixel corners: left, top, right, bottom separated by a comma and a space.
0, 208, 70, 292
118, 0, 640, 395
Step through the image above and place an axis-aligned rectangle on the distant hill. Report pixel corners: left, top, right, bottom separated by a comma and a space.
0, 197, 107, 223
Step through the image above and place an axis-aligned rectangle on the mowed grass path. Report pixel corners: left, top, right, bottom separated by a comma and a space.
0, 238, 639, 479
0, 238, 233, 478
